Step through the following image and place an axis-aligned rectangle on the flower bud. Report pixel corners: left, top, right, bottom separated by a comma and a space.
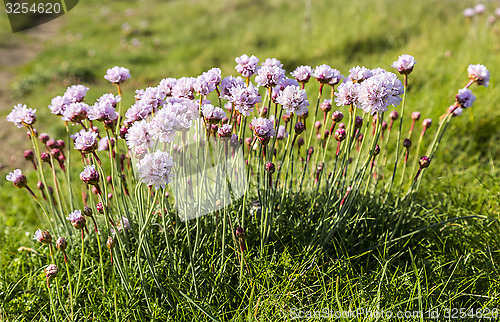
235, 227, 246, 238
50, 148, 61, 158
37, 181, 44, 190
119, 127, 128, 139
381, 121, 388, 130
411, 112, 421, 121
354, 116, 363, 129
97, 202, 104, 214
230, 134, 241, 149
294, 122, 305, 135
56, 139, 65, 149
39, 133, 50, 144
56, 237, 67, 252
34, 229, 52, 244
40, 152, 50, 163
297, 137, 304, 148
106, 236, 115, 250
282, 114, 291, 123
331, 111, 344, 123
314, 121, 322, 130
374, 145, 381, 156
83, 206, 93, 217
419, 156, 431, 168
45, 264, 58, 280
338, 123, 345, 129
46, 139, 57, 149
320, 99, 332, 113
403, 138, 412, 148
80, 165, 99, 186
389, 111, 399, 120
423, 118, 432, 129
24, 150, 34, 161
265, 162, 275, 174
299, 110, 308, 120
334, 128, 347, 142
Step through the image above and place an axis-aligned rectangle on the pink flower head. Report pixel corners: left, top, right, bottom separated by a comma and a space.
194, 74, 216, 96
218, 124, 233, 137
328, 69, 344, 86
467, 64, 490, 87
6, 169, 27, 188
226, 83, 262, 116
276, 125, 288, 140
348, 66, 373, 83
276, 85, 309, 116
64, 85, 89, 103
49, 95, 70, 116
313, 64, 336, 84
88, 94, 120, 122
66, 210, 86, 230
357, 71, 403, 115
6, 104, 36, 128
126, 119, 154, 150
474, 4, 486, 15
62, 102, 89, 123
201, 104, 226, 123
334, 81, 361, 107
456, 88, 476, 108
391, 55, 417, 75
235, 54, 259, 77
251, 117, 275, 138
220, 76, 245, 98
203, 67, 222, 85
291, 65, 313, 83
272, 78, 299, 101
172, 77, 196, 100
411, 111, 421, 120
34, 229, 52, 244
255, 65, 286, 88
136, 150, 175, 190
464, 8, 475, 17
158, 78, 177, 97
80, 164, 99, 185
124, 100, 153, 125
104, 66, 131, 84
45, 264, 58, 280
262, 58, 283, 68
73, 129, 98, 153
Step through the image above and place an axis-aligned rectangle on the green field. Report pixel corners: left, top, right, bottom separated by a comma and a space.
1, 0, 499, 321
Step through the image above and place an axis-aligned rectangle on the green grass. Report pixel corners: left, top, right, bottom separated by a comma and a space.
1, 0, 500, 321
